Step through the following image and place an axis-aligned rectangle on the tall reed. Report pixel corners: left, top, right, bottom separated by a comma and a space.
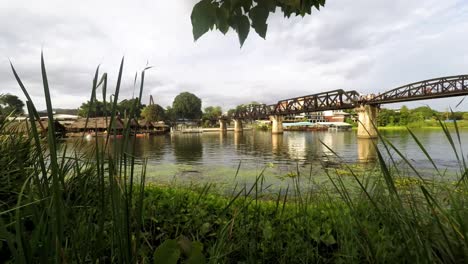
1, 55, 150, 263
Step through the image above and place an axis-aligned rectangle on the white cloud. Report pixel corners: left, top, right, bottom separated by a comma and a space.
1, 0, 467, 111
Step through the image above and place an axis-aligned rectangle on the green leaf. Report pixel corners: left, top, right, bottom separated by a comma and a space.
280, 0, 301, 9
177, 236, 192, 256
231, 15, 250, 46
153, 239, 181, 264
241, 0, 253, 12
321, 234, 336, 246
262, 221, 273, 239
216, 5, 230, 34
256, 0, 277, 12
249, 4, 269, 38
191, 0, 218, 41
185, 241, 206, 264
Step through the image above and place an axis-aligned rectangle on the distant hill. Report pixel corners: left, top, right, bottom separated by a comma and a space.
38, 108, 79, 116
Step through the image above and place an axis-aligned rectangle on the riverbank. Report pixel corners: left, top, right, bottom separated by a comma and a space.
377, 120, 468, 130
2, 134, 467, 263
142, 179, 466, 263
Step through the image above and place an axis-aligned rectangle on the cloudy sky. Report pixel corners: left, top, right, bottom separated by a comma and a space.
1, 0, 468, 112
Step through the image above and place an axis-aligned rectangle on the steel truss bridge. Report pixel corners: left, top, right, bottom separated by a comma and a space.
233, 74, 468, 120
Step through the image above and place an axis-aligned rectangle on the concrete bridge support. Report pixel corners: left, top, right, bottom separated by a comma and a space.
219, 119, 227, 133
356, 105, 378, 138
269, 115, 284, 134
234, 119, 243, 133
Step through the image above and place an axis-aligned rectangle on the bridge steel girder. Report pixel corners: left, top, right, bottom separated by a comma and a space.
367, 75, 468, 105
234, 89, 360, 120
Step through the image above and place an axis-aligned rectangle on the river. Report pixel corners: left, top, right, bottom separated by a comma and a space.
66, 129, 467, 189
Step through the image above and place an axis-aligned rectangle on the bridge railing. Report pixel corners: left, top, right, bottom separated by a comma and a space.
231, 74, 468, 120
234, 89, 361, 120
367, 74, 468, 104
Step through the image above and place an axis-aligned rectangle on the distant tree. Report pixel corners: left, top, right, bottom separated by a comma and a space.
203, 106, 222, 119
165, 106, 177, 124
117, 98, 144, 118
463, 112, 468, 121
0, 94, 24, 117
410, 106, 437, 120
191, 0, 326, 46
78, 100, 110, 117
227, 108, 236, 117
409, 111, 425, 123
141, 104, 165, 122
399, 106, 409, 126
202, 106, 223, 127
450, 111, 464, 120
377, 109, 398, 127
172, 92, 202, 120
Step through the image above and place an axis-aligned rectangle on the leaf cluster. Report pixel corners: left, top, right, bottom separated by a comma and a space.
141, 104, 166, 122
172, 92, 203, 120
191, 0, 326, 46
0, 94, 25, 120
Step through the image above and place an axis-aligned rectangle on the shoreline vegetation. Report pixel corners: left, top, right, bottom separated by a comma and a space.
1, 59, 467, 263
352, 120, 468, 130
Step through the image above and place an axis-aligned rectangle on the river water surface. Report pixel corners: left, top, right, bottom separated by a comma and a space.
67, 129, 467, 188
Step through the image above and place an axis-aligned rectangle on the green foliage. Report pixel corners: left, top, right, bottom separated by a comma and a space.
141, 104, 166, 122
165, 106, 177, 123
227, 108, 236, 117
117, 98, 145, 118
78, 100, 110, 117
1, 56, 149, 263
0, 131, 32, 209
191, 0, 326, 46
376, 105, 465, 127
153, 240, 181, 264
399, 105, 409, 125
153, 237, 205, 264
202, 106, 222, 127
0, 94, 25, 120
463, 112, 468, 120
78, 98, 144, 118
172, 92, 202, 120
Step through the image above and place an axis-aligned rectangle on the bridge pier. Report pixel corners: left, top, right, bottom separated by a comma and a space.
234, 119, 243, 133
269, 115, 284, 134
219, 119, 227, 133
356, 105, 378, 139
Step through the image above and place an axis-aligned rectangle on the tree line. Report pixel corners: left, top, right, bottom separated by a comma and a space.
377, 106, 468, 127
4, 92, 468, 128
78, 92, 261, 127
77, 92, 229, 127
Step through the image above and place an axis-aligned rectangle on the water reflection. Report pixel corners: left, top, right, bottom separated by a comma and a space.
234, 131, 242, 147
286, 133, 307, 160
62, 129, 468, 171
357, 138, 377, 163
134, 136, 166, 159
219, 132, 226, 145
171, 134, 203, 163
271, 133, 283, 155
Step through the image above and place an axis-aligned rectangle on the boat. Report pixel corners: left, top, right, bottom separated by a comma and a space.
326, 122, 352, 131
283, 121, 328, 131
